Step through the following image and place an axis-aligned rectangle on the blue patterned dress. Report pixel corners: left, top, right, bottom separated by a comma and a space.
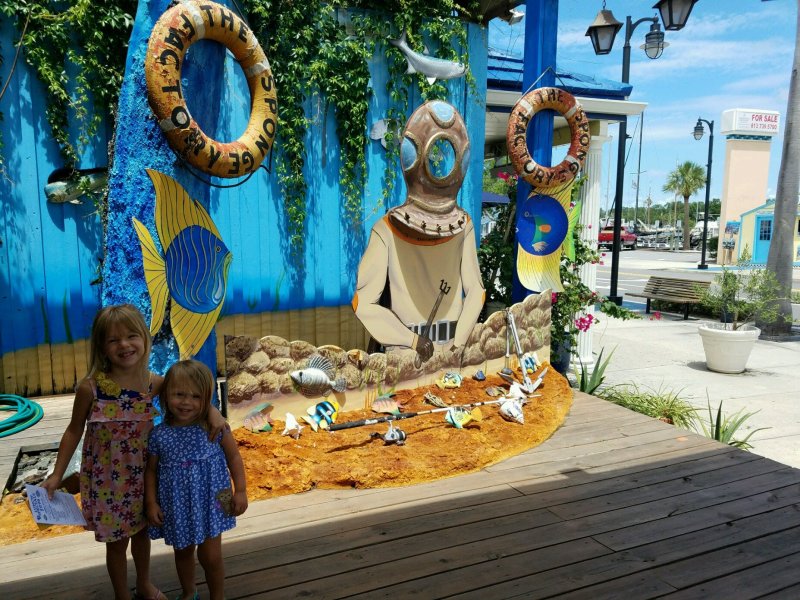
147, 425, 236, 549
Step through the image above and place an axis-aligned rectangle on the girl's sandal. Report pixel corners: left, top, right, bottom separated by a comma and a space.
133, 589, 168, 600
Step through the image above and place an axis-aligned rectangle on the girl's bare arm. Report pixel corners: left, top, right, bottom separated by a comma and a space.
220, 429, 248, 516
40, 380, 94, 499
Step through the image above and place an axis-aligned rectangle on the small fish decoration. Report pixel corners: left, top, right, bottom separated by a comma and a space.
372, 396, 401, 415
522, 353, 540, 375
243, 402, 274, 433
290, 354, 347, 398
45, 166, 108, 204
516, 185, 582, 293
370, 422, 407, 446
133, 170, 232, 359
303, 398, 340, 432
423, 391, 448, 408
389, 30, 467, 84
436, 372, 463, 390
473, 370, 486, 381
445, 406, 482, 429
484, 386, 504, 397
369, 118, 402, 150
499, 399, 525, 424
282, 412, 303, 439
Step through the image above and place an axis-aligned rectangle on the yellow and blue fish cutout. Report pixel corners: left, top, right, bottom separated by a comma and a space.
132, 169, 232, 359
516, 180, 581, 293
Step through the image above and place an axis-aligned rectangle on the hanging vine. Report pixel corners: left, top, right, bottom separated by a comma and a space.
0, 0, 135, 166
1, 0, 479, 253
240, 0, 477, 253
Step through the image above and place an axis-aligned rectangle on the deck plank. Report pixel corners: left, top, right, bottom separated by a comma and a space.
1, 391, 799, 599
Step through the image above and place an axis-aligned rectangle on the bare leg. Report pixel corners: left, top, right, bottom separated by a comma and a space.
198, 535, 224, 600
131, 528, 162, 599
106, 537, 132, 600
173, 544, 197, 599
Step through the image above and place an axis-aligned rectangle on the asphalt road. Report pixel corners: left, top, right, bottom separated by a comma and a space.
594, 248, 800, 301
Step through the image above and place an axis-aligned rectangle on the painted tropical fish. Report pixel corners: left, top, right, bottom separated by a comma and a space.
436, 371, 463, 390
445, 406, 482, 429
132, 170, 232, 359
372, 395, 401, 415
516, 181, 582, 293
243, 402, 274, 433
290, 354, 347, 398
389, 30, 467, 84
303, 398, 340, 432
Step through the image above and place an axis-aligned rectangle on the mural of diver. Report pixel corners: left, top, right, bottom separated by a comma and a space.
351, 100, 484, 364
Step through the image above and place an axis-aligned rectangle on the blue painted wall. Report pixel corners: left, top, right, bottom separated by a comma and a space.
0, 5, 488, 395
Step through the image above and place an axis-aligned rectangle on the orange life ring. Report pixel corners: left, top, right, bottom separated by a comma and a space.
506, 87, 589, 188
145, 0, 277, 178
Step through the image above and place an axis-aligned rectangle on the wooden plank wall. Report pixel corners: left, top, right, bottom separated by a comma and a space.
0, 18, 488, 397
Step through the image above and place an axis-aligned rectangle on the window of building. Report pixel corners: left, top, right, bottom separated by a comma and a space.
759, 219, 772, 241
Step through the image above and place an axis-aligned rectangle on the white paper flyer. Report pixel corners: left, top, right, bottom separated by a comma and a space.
26, 484, 87, 526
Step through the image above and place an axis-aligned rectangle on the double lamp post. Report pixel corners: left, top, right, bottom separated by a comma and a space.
586, 0, 698, 304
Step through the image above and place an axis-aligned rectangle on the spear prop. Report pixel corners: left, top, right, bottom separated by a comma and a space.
327, 394, 540, 432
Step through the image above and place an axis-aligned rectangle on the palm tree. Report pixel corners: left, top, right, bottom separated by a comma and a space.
663, 161, 706, 250
765, 0, 800, 336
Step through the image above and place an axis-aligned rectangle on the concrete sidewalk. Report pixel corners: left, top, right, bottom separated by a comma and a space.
590, 310, 800, 469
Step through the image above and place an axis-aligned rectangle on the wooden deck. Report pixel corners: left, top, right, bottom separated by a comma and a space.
2, 392, 800, 599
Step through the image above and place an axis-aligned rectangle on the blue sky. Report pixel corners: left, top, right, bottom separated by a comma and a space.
489, 0, 796, 215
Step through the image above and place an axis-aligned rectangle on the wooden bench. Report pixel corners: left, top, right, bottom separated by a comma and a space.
627, 276, 710, 319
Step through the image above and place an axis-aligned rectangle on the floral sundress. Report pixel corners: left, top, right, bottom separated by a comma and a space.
79, 372, 156, 543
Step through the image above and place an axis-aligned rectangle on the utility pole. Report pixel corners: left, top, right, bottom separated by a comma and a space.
632, 113, 644, 231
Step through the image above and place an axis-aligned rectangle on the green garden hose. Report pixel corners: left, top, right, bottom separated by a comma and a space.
0, 394, 44, 438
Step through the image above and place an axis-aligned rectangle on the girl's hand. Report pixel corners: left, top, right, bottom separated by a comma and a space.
208, 405, 229, 442
231, 490, 248, 516
146, 502, 164, 526
40, 475, 62, 500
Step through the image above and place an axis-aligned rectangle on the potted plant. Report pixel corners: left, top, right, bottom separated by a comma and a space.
698, 248, 783, 373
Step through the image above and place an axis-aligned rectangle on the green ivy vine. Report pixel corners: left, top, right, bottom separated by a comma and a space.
1, 0, 479, 256
0, 0, 135, 166
240, 0, 478, 253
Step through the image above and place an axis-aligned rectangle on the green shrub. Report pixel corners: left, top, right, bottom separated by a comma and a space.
693, 398, 768, 450
598, 384, 697, 428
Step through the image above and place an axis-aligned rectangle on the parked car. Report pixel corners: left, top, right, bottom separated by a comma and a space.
598, 225, 637, 250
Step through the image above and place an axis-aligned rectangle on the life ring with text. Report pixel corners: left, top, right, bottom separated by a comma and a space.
145, 0, 277, 178
506, 87, 589, 188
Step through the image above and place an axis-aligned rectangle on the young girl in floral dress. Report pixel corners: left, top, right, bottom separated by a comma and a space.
145, 360, 247, 600
42, 305, 227, 600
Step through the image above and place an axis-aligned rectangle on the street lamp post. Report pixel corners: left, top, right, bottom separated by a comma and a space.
586, 0, 696, 304
693, 117, 714, 270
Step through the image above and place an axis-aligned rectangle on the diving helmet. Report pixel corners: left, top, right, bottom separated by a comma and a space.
389, 100, 471, 237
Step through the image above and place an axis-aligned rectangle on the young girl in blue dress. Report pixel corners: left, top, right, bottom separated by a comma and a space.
145, 360, 247, 600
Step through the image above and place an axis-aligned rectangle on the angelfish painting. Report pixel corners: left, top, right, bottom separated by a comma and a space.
132, 169, 232, 358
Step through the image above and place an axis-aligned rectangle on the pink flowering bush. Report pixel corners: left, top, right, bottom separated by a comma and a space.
551, 225, 639, 354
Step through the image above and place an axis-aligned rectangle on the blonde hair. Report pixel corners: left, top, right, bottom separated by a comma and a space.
87, 304, 151, 379
161, 360, 214, 428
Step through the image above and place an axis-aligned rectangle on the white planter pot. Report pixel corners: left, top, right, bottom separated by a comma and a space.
698, 322, 760, 374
